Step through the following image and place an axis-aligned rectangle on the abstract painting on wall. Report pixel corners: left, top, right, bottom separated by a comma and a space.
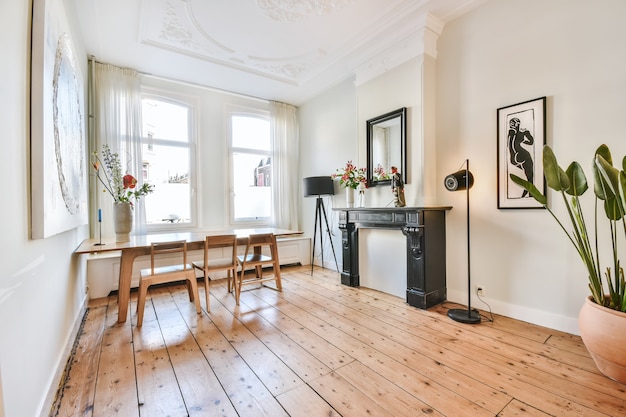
31, 0, 88, 238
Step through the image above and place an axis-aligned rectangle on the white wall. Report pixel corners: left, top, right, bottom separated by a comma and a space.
436, 0, 626, 334
298, 78, 357, 269
0, 1, 90, 416
356, 57, 425, 207
299, 0, 626, 335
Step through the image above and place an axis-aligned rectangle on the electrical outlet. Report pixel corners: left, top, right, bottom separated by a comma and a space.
476, 286, 484, 296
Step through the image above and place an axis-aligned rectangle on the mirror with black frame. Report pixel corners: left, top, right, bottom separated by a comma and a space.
366, 107, 407, 187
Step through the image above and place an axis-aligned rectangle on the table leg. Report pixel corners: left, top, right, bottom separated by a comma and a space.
117, 249, 141, 323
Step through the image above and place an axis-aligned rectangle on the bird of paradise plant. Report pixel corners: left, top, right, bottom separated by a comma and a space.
511, 144, 626, 311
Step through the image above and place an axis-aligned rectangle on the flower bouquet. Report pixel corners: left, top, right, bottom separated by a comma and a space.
331, 160, 367, 189
92, 144, 154, 205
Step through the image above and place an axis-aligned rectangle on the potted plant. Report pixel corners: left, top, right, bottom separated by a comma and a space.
511, 144, 626, 383
93, 144, 154, 242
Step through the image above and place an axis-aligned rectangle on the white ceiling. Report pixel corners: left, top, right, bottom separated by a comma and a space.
72, 0, 483, 105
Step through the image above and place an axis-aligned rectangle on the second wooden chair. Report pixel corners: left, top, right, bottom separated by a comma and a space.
235, 233, 282, 305
191, 234, 238, 312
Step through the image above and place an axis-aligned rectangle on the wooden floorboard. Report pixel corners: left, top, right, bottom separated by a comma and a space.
51, 265, 626, 416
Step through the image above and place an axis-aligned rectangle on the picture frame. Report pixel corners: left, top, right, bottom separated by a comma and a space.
497, 96, 546, 209
31, 0, 88, 238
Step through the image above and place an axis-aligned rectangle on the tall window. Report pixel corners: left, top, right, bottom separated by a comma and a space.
141, 96, 195, 228
230, 112, 272, 224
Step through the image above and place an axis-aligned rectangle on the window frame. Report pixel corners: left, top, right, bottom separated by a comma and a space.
141, 89, 198, 232
227, 106, 272, 227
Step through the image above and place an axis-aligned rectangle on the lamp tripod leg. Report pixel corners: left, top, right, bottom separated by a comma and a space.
319, 198, 339, 272
311, 197, 339, 275
311, 198, 320, 275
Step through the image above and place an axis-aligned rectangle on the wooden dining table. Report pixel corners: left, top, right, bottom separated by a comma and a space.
75, 228, 303, 323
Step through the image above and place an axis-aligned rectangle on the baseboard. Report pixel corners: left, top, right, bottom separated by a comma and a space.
446, 288, 580, 335
38, 294, 89, 417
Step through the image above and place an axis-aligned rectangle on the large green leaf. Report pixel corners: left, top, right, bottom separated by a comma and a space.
595, 153, 625, 221
621, 170, 626, 205
596, 144, 612, 165
593, 145, 613, 199
564, 162, 588, 197
543, 146, 570, 192
595, 154, 620, 198
510, 174, 547, 205
604, 196, 623, 221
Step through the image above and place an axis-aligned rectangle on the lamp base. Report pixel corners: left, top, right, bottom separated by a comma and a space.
447, 308, 481, 324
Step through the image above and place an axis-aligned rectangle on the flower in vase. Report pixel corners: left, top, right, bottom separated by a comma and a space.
92, 144, 154, 205
331, 160, 367, 189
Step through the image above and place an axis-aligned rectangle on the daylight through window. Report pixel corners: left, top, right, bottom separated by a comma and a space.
141, 97, 194, 227
230, 113, 272, 223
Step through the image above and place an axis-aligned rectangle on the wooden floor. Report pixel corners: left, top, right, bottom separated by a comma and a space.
51, 265, 625, 417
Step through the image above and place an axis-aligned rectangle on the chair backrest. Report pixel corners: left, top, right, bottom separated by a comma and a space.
203, 234, 237, 265
150, 240, 189, 274
243, 233, 277, 257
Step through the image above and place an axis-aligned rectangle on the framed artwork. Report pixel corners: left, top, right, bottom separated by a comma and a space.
31, 0, 88, 238
497, 97, 546, 209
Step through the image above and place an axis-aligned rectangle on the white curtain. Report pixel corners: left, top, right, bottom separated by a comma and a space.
90, 61, 145, 238
270, 101, 300, 230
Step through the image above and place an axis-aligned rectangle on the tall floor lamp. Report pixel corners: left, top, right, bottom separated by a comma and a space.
444, 159, 481, 324
303, 176, 339, 275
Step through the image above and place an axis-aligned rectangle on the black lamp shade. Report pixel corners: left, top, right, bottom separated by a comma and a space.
303, 176, 334, 197
444, 170, 474, 191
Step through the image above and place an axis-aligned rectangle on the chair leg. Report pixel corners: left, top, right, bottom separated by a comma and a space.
136, 280, 149, 327
274, 262, 282, 291
186, 271, 201, 313
186, 280, 195, 302
203, 270, 210, 313
235, 268, 244, 306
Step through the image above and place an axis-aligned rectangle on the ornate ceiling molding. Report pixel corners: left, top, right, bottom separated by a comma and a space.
353, 13, 444, 86
255, 0, 355, 22
141, 0, 328, 83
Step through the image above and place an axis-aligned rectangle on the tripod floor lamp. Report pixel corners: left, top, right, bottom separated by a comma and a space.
444, 159, 481, 324
303, 176, 338, 275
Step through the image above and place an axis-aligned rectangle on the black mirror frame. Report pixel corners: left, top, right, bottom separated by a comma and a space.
366, 107, 407, 187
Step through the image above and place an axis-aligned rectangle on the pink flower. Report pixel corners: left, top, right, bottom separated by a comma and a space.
332, 160, 367, 189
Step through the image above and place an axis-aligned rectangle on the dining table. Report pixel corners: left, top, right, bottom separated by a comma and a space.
74, 227, 303, 323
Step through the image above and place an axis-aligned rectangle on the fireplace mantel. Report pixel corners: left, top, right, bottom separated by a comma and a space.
333, 206, 451, 309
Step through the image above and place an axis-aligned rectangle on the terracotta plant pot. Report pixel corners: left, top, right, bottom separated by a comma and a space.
579, 296, 626, 384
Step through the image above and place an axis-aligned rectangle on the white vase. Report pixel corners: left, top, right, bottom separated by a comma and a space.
113, 202, 133, 242
345, 187, 355, 208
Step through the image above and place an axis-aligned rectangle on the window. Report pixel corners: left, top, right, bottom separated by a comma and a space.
141, 95, 195, 228
229, 111, 272, 224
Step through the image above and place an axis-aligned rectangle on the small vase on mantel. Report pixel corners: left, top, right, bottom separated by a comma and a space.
357, 183, 366, 208
346, 187, 355, 208
113, 201, 133, 242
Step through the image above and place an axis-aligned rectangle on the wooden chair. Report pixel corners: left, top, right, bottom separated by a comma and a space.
235, 233, 282, 305
191, 234, 238, 312
136, 240, 200, 326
